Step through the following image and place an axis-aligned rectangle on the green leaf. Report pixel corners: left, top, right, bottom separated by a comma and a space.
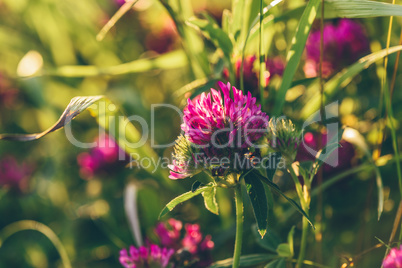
299, 45, 402, 120
273, 0, 321, 116
252, 224, 281, 252
230, 0, 245, 43
287, 226, 295, 257
324, 0, 402, 19
210, 254, 277, 268
186, 17, 233, 59
276, 243, 292, 258
252, 170, 314, 229
265, 153, 282, 181
264, 258, 286, 268
202, 186, 219, 215
159, 186, 212, 218
32, 50, 188, 78
245, 173, 268, 238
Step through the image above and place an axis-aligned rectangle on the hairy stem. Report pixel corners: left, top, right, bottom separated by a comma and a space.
233, 184, 244, 268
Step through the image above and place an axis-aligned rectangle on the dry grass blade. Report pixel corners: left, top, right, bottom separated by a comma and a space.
96, 0, 139, 41
0, 96, 103, 141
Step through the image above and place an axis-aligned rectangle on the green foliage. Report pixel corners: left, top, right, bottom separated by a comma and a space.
252, 170, 314, 228
245, 172, 268, 238
202, 186, 219, 215
159, 184, 216, 218
273, 0, 321, 116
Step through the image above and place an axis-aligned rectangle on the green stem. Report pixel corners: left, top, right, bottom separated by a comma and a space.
298, 217, 309, 268
288, 165, 308, 209
233, 184, 244, 268
288, 165, 310, 268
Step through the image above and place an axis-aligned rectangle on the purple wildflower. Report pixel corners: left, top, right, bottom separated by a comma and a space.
383, 246, 402, 268
182, 81, 268, 152
296, 131, 355, 173
304, 19, 370, 78
155, 218, 182, 248
171, 82, 269, 179
77, 134, 126, 179
0, 155, 33, 192
119, 244, 175, 268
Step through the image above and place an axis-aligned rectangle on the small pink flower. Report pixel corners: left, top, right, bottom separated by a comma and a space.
119, 244, 174, 268
296, 131, 355, 173
0, 155, 33, 191
383, 246, 402, 268
155, 218, 182, 248
77, 134, 126, 179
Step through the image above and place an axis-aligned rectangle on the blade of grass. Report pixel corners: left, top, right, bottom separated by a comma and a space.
96, 0, 139, 41
0, 220, 72, 268
324, 0, 402, 19
32, 50, 188, 78
273, 0, 321, 116
240, 0, 283, 92
299, 45, 402, 120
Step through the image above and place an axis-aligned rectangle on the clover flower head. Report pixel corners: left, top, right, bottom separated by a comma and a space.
304, 19, 370, 78
268, 118, 300, 161
170, 82, 269, 180
182, 81, 268, 154
155, 218, 183, 248
383, 246, 402, 268
119, 244, 175, 268
169, 82, 270, 180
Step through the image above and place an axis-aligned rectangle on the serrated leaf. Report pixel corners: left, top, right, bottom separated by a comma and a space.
265, 153, 282, 181
186, 17, 233, 59
276, 243, 292, 258
264, 258, 286, 268
159, 186, 212, 218
210, 254, 277, 268
202, 186, 219, 215
245, 173, 268, 238
191, 181, 203, 192
252, 170, 315, 229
